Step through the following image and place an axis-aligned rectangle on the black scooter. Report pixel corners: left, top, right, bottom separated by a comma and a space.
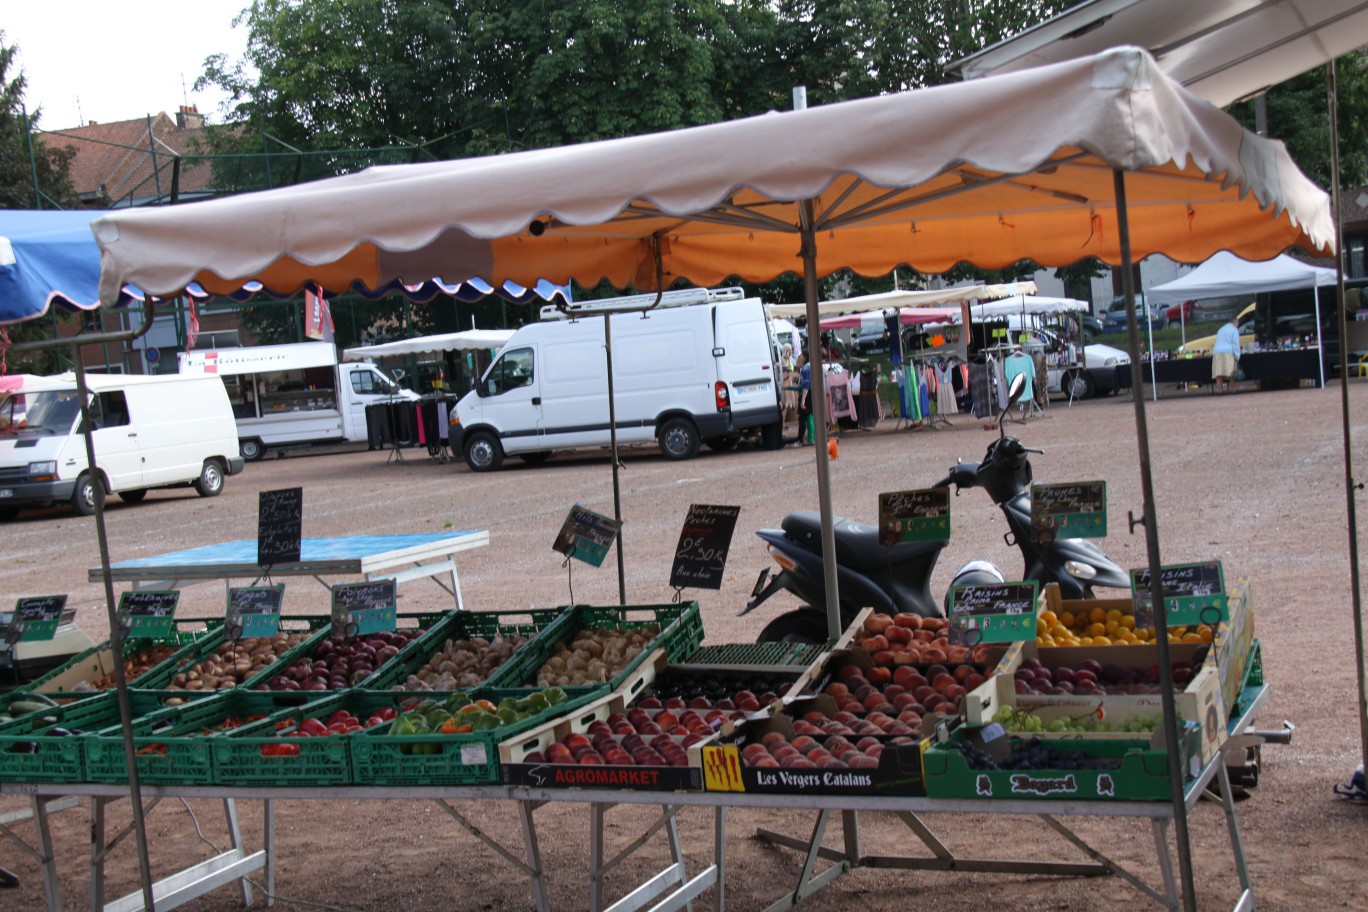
743, 376, 1130, 643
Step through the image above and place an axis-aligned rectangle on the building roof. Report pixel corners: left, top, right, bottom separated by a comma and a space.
38, 106, 219, 207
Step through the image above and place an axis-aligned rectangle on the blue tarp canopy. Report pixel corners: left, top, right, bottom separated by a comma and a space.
0, 209, 568, 326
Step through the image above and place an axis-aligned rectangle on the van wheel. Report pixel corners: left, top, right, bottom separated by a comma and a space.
71, 473, 101, 516
658, 418, 700, 460
119, 489, 148, 504
194, 461, 225, 497
465, 432, 504, 472
705, 436, 738, 452
240, 438, 265, 461
760, 421, 784, 451
1067, 371, 1096, 400
519, 451, 552, 466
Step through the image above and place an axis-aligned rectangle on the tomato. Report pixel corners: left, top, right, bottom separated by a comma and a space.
327, 710, 352, 725
325, 722, 349, 735
259, 743, 301, 757
297, 717, 328, 737
375, 707, 398, 722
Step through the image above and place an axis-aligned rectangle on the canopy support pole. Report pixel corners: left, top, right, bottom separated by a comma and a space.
1326, 59, 1368, 785
798, 205, 840, 640
604, 312, 626, 605
1113, 170, 1197, 912
8, 305, 159, 912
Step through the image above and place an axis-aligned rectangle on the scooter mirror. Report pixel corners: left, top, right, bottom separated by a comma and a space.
996, 373, 1029, 438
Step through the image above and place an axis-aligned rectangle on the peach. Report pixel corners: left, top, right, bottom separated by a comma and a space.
862, 691, 887, 712
892, 650, 920, 666
882, 684, 907, 700
844, 675, 871, 692
952, 665, 973, 684
824, 681, 849, 697
893, 613, 923, 629
865, 613, 894, 635
837, 664, 864, 682
932, 672, 956, 694
871, 651, 897, 668
922, 647, 948, 664
912, 630, 936, 644
752, 755, 780, 768
862, 635, 889, 654
966, 673, 986, 690
833, 710, 859, 724
947, 646, 971, 664
921, 617, 946, 632
892, 665, 920, 687
866, 666, 893, 687
943, 684, 966, 701
885, 625, 913, 645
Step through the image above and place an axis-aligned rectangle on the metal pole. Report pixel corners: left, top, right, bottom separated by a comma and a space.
605, 312, 626, 605
73, 355, 158, 912
22, 105, 41, 209
1326, 59, 1368, 784
1114, 170, 1198, 912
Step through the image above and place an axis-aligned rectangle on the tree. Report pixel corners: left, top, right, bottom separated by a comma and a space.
0, 33, 78, 210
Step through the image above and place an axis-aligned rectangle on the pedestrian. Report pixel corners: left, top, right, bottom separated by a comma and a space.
796, 353, 812, 445
1213, 316, 1241, 393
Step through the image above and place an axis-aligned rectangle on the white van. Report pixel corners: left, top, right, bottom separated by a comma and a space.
0, 373, 245, 519
453, 291, 784, 470
179, 342, 420, 460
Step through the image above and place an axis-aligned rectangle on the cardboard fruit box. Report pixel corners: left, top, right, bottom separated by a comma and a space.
700, 709, 929, 797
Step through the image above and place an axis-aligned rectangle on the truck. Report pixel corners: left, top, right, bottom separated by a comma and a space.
453, 288, 785, 471
0, 372, 244, 518
178, 342, 420, 460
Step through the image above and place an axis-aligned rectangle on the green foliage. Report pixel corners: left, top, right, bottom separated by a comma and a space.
0, 32, 78, 210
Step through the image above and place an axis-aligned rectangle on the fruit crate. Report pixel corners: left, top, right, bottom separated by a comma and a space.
84, 690, 330, 785
630, 650, 801, 722
1231, 639, 1264, 719
499, 603, 704, 693
0, 691, 125, 783
364, 608, 567, 692
683, 642, 825, 669
212, 690, 418, 786
250, 612, 449, 693
352, 685, 605, 786
19, 621, 216, 697
159, 617, 338, 694
922, 734, 1180, 801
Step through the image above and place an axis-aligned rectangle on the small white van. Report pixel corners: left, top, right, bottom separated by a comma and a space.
453, 290, 784, 471
0, 372, 244, 519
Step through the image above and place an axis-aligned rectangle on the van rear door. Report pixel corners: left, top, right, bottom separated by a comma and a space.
713, 300, 780, 421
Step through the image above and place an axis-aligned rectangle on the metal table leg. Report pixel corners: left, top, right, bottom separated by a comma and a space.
517, 799, 551, 912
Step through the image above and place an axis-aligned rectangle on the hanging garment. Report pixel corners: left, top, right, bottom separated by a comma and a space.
991, 356, 1010, 411
1032, 352, 1049, 406
437, 401, 450, 442
1004, 351, 1036, 392
935, 364, 958, 415
826, 372, 855, 422
969, 362, 992, 418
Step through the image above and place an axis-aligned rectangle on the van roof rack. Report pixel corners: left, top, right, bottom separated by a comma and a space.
539, 287, 745, 320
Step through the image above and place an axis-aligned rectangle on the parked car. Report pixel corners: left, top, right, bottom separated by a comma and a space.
851, 325, 890, 355
1102, 293, 1166, 331
1163, 300, 1201, 324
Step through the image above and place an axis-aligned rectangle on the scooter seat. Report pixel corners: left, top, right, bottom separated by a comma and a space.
781, 510, 945, 572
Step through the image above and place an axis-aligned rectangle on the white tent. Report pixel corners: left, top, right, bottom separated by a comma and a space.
767, 283, 1036, 321
342, 329, 516, 360
1145, 251, 1337, 303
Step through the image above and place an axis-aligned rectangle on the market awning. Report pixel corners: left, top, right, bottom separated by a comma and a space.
342, 329, 517, 360
0, 210, 149, 323
1144, 251, 1337, 303
91, 48, 1332, 306
819, 307, 961, 330
768, 283, 1036, 321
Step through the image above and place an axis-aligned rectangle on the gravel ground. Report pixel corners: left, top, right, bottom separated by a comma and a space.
2, 380, 1367, 911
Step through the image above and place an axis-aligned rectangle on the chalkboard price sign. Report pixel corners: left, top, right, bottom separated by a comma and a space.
552, 504, 622, 568
1130, 561, 1227, 628
948, 581, 1039, 645
117, 590, 180, 637
1031, 481, 1107, 542
331, 579, 396, 638
8, 595, 67, 643
258, 487, 303, 566
878, 488, 951, 545
226, 586, 285, 640
670, 504, 741, 590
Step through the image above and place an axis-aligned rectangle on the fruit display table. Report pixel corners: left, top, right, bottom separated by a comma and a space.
1, 681, 1267, 912
85, 531, 490, 610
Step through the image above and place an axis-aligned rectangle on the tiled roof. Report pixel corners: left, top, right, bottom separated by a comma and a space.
38, 108, 219, 205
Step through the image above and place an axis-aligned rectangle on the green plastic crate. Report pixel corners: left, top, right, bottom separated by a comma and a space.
350, 685, 605, 786
922, 735, 1176, 801
0, 691, 127, 783
1232, 639, 1264, 719
247, 612, 447, 693
365, 608, 568, 692
683, 642, 825, 668
20, 623, 212, 697
84, 690, 328, 785
501, 603, 704, 692
215, 690, 426, 786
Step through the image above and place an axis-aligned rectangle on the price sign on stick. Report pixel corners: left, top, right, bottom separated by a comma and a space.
878, 488, 951, 545
331, 580, 396, 638
552, 504, 622, 568
117, 590, 179, 637
226, 586, 284, 640
8, 595, 67, 643
1130, 561, 1227, 628
670, 504, 741, 590
948, 581, 1039, 645
1030, 481, 1107, 542
258, 487, 303, 566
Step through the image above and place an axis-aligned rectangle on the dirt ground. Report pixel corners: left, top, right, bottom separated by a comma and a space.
3, 380, 1367, 911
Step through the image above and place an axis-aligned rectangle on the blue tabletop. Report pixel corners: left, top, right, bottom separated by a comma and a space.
106, 533, 484, 570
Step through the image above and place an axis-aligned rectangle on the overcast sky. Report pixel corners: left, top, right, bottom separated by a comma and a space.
3, 0, 251, 131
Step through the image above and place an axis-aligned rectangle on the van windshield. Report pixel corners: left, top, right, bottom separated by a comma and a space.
18, 390, 83, 434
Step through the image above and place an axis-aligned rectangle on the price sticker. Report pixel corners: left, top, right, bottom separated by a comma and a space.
226, 586, 284, 640
670, 504, 741, 590
1030, 481, 1107, 542
878, 488, 951, 545
331, 580, 396, 639
948, 581, 1039, 645
117, 590, 180, 638
552, 504, 621, 568
8, 595, 67, 643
